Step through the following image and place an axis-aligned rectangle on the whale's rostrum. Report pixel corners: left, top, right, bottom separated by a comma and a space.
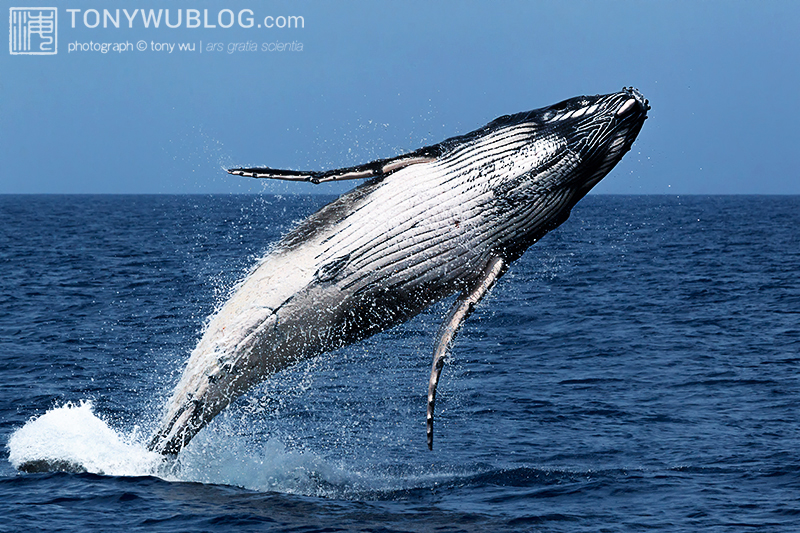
148, 88, 649, 455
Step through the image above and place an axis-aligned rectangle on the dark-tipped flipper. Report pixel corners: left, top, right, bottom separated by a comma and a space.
427, 256, 506, 450
228, 145, 444, 184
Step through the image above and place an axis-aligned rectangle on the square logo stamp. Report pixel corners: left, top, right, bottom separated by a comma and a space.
9, 7, 57, 55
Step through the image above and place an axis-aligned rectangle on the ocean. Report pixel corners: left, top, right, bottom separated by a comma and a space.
1, 194, 799, 532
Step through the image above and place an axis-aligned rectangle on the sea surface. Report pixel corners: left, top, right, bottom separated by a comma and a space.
1, 194, 799, 532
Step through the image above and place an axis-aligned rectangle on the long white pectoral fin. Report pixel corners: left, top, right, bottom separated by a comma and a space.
427, 256, 506, 451
227, 145, 443, 184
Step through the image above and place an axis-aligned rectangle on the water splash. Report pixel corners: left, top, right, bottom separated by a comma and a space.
6, 400, 459, 498
7, 401, 160, 476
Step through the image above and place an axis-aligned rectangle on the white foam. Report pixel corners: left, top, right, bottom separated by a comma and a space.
7, 401, 162, 476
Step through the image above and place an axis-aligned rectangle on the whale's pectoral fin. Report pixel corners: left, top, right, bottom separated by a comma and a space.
227, 145, 443, 184
427, 256, 506, 451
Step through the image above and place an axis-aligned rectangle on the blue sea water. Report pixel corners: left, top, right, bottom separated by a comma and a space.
1, 194, 799, 532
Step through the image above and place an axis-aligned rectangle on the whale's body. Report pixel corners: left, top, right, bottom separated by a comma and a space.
149, 88, 649, 455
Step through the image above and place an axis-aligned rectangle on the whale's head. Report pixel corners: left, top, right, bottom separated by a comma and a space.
536, 87, 649, 194
481, 88, 649, 258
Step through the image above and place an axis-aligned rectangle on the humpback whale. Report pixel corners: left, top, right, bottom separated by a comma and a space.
149, 88, 649, 455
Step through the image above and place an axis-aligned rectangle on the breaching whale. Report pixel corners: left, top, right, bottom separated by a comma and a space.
149, 88, 650, 455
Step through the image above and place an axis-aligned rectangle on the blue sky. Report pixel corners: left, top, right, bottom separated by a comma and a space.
1, 0, 799, 194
